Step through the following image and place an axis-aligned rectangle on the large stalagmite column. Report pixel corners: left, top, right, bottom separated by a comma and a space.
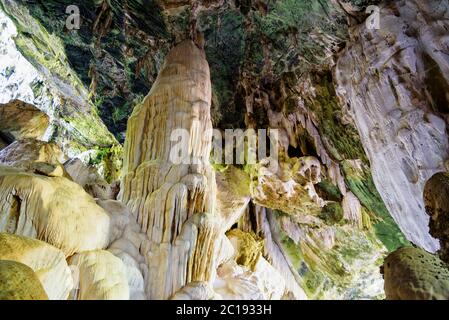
119, 40, 220, 299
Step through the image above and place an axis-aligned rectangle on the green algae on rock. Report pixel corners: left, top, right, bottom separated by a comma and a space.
0, 259, 48, 300
341, 160, 409, 252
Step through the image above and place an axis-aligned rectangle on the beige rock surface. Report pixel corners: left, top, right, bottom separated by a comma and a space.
0, 233, 72, 299
170, 281, 217, 300
215, 166, 251, 231
214, 254, 286, 300
64, 158, 118, 200
336, 0, 449, 252
0, 99, 49, 142
0, 165, 111, 256
69, 250, 129, 300
239, 206, 308, 300
0, 139, 67, 177
250, 156, 324, 217
97, 199, 148, 299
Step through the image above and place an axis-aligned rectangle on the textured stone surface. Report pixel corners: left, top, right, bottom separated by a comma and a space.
0, 165, 111, 256
382, 247, 449, 300
227, 229, 264, 272
69, 250, 129, 300
215, 166, 251, 231
424, 172, 449, 263
170, 282, 216, 300
214, 258, 286, 300
0, 7, 121, 181
250, 156, 324, 217
336, 0, 449, 252
214, 229, 287, 300
0, 259, 48, 300
0, 99, 49, 142
0, 139, 66, 177
64, 158, 118, 200
0, 233, 73, 300
119, 40, 220, 299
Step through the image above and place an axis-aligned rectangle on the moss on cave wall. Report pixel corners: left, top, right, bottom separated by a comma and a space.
341, 161, 409, 252
307, 72, 368, 162
252, 0, 347, 74
273, 210, 385, 299
304, 71, 408, 252
0, 0, 122, 178
2, 0, 373, 139
3, 0, 171, 141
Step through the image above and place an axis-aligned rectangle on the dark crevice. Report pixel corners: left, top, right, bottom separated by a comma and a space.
7, 195, 21, 234
423, 53, 449, 114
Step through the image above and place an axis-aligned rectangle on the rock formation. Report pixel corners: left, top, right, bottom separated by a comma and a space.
382, 246, 449, 300
382, 171, 449, 300
119, 40, 225, 299
424, 172, 449, 263
0, 100, 49, 144
0, 0, 449, 301
0, 7, 121, 181
0, 165, 111, 256
336, 0, 449, 252
69, 250, 129, 300
0, 233, 73, 299
0, 260, 48, 300
0, 139, 66, 177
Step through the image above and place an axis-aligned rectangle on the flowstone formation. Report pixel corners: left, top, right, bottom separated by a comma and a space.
119, 40, 221, 299
336, 0, 449, 252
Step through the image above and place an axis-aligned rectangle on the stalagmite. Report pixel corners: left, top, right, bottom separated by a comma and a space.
119, 40, 220, 299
